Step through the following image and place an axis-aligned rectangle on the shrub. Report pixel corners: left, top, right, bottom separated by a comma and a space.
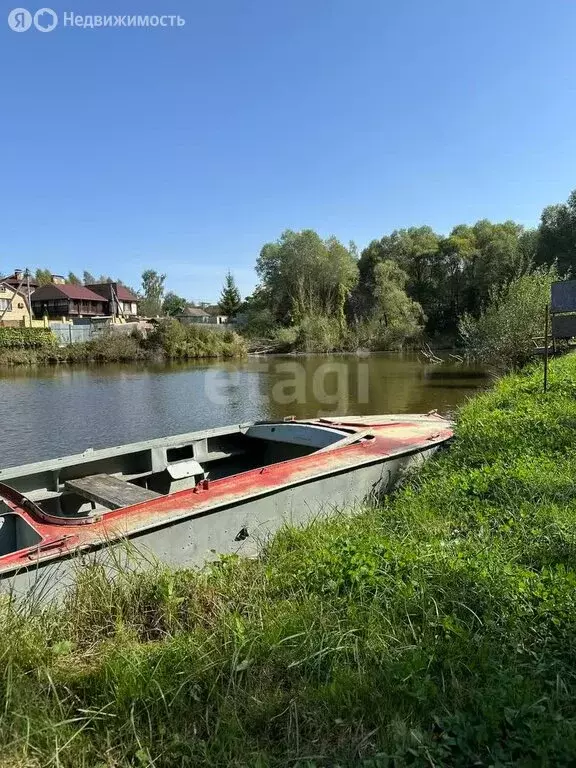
293, 314, 343, 352
460, 265, 560, 368
0, 327, 56, 349
147, 318, 247, 359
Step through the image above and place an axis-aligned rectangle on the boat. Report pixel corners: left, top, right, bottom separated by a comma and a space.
0, 414, 452, 599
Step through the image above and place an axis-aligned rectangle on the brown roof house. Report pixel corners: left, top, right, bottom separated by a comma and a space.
86, 283, 140, 318
31, 284, 107, 320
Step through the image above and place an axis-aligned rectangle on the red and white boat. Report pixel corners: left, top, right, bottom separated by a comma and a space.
0, 414, 452, 598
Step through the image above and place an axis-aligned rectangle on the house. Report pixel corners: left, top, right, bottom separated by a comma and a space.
31, 284, 107, 320
204, 305, 230, 325
86, 283, 140, 318
177, 306, 212, 324
0, 282, 31, 327
1, 270, 38, 300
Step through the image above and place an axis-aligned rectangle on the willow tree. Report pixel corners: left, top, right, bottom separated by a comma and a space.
371, 260, 424, 345
255, 230, 358, 328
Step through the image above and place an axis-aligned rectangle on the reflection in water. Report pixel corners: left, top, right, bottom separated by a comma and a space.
0, 353, 489, 468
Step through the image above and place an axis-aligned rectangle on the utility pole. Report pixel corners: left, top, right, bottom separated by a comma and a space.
25, 268, 32, 326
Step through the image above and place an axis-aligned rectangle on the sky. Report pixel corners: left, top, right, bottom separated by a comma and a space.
1, 0, 576, 302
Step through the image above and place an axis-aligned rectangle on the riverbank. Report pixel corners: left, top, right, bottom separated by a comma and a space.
2, 356, 576, 765
0, 320, 247, 366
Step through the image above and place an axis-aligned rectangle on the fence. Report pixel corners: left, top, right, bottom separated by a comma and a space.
50, 323, 101, 345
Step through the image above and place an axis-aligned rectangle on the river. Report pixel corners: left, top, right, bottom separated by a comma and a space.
0, 353, 490, 468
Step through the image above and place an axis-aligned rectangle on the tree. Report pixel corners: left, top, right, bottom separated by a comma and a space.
358, 227, 442, 327
83, 271, 96, 285
35, 268, 52, 286
256, 230, 358, 326
67, 272, 81, 285
370, 260, 424, 347
218, 271, 241, 317
162, 292, 187, 317
358, 221, 533, 335
140, 269, 166, 316
536, 189, 576, 276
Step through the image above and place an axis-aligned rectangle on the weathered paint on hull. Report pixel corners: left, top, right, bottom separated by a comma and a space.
3, 448, 434, 600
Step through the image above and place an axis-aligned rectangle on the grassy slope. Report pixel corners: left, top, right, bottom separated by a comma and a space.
3, 356, 576, 766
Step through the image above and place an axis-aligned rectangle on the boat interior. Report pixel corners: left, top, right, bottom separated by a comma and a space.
0, 422, 365, 529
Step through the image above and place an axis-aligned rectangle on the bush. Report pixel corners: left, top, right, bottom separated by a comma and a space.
460, 265, 560, 368
147, 318, 247, 360
0, 322, 247, 366
240, 306, 278, 339
0, 327, 56, 349
293, 314, 343, 352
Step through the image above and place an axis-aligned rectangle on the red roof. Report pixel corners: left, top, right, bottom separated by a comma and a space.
116, 285, 139, 302
31, 284, 106, 302
85, 283, 139, 302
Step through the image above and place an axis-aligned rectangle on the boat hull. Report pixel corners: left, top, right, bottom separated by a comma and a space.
3, 447, 436, 600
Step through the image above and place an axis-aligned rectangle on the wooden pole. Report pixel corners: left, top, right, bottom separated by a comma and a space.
544, 303, 549, 393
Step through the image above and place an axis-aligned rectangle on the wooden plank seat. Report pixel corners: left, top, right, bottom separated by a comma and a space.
65, 474, 161, 510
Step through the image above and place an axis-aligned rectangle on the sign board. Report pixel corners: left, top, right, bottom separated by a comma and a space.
551, 280, 576, 314
552, 314, 576, 339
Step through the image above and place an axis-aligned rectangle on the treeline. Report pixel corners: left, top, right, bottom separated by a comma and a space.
240, 188, 576, 351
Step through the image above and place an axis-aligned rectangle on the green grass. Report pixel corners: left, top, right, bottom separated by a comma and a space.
3, 356, 576, 766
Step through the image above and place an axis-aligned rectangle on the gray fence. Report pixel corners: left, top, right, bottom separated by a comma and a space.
50, 323, 100, 345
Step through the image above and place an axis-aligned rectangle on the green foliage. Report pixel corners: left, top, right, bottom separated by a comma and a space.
536, 189, 576, 276
238, 290, 278, 339
82, 270, 96, 285
460, 265, 560, 368
140, 269, 166, 317
369, 259, 424, 346
357, 220, 534, 335
162, 291, 187, 317
147, 318, 247, 359
66, 272, 81, 285
219, 270, 242, 317
34, 268, 52, 286
256, 229, 358, 325
0, 324, 246, 366
0, 327, 56, 349
293, 314, 343, 352
4, 358, 576, 764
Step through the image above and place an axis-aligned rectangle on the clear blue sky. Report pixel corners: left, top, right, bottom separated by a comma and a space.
1, 0, 575, 301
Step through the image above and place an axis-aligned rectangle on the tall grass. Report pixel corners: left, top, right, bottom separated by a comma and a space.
3, 355, 576, 765
0, 321, 247, 366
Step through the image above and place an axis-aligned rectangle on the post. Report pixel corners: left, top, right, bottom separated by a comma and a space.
544, 303, 549, 393
25, 268, 32, 327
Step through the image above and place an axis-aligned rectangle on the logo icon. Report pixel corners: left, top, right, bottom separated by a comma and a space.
34, 7, 57, 31
8, 8, 32, 31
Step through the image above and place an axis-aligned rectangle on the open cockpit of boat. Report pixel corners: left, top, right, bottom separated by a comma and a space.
0, 421, 368, 523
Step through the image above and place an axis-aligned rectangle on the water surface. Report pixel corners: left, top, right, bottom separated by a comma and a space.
0, 353, 490, 468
